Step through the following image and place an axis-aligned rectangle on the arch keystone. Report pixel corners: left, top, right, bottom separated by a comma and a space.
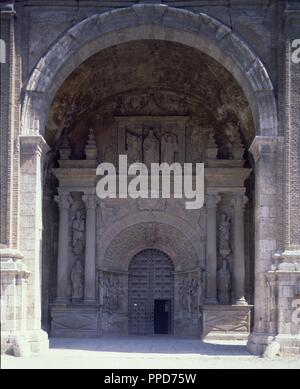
132, 4, 168, 23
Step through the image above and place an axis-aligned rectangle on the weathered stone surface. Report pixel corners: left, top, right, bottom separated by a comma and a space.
263, 341, 281, 359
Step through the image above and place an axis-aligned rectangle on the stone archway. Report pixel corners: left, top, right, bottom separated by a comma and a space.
21, 4, 277, 138
18, 4, 280, 354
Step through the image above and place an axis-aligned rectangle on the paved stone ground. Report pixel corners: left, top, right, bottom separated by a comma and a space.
2, 336, 300, 369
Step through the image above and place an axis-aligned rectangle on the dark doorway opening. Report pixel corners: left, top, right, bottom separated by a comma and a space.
154, 299, 170, 334
129, 249, 174, 335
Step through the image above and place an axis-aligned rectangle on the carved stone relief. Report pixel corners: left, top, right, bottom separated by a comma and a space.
178, 272, 202, 317
100, 271, 126, 314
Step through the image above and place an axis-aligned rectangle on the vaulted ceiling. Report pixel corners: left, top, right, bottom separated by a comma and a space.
46, 40, 255, 152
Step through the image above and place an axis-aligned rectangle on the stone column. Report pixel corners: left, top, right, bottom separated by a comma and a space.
19, 135, 49, 353
55, 193, 72, 303
231, 193, 248, 305
247, 136, 279, 355
82, 194, 97, 303
205, 194, 221, 303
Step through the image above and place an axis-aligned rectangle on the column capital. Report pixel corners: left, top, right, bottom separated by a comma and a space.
205, 194, 221, 209
231, 193, 248, 211
249, 136, 281, 162
54, 194, 72, 210
82, 194, 97, 209
0, 3, 16, 17
20, 135, 50, 157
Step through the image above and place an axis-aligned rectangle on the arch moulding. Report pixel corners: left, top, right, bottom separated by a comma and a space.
21, 4, 278, 139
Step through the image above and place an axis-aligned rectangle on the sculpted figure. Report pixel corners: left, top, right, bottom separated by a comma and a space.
72, 210, 85, 256
143, 129, 160, 167
217, 258, 231, 304
180, 278, 193, 315
161, 132, 178, 164
127, 132, 142, 164
71, 259, 84, 300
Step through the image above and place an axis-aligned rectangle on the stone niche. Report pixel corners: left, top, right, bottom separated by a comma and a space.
48, 62, 253, 338
115, 115, 188, 166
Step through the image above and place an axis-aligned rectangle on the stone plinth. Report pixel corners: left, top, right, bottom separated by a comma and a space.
202, 305, 252, 341
51, 304, 100, 337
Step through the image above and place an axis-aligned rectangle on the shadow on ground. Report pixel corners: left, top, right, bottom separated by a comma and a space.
49, 336, 250, 356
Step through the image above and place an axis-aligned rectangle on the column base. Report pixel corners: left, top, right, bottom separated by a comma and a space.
1, 329, 49, 356
247, 332, 276, 355
1, 331, 29, 356
233, 298, 248, 306
274, 334, 300, 355
247, 332, 300, 356
27, 329, 49, 353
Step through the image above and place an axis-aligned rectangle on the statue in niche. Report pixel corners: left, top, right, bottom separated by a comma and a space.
161, 132, 178, 164
143, 128, 160, 167
72, 210, 85, 256
127, 132, 142, 164
219, 214, 231, 256
217, 258, 231, 304
104, 138, 117, 164
224, 122, 238, 159
70, 259, 84, 300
